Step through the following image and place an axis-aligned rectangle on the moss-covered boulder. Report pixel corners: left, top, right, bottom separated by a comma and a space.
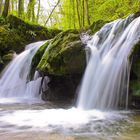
2, 53, 15, 63
37, 30, 86, 76
29, 40, 51, 80
0, 15, 61, 72
29, 30, 86, 101
0, 15, 61, 55
0, 25, 25, 54
6, 15, 61, 43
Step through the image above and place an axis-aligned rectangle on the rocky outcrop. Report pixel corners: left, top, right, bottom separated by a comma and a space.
37, 30, 86, 75
31, 30, 86, 101
0, 15, 61, 72
7, 15, 61, 45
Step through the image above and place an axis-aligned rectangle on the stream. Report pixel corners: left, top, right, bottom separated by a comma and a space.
0, 98, 139, 140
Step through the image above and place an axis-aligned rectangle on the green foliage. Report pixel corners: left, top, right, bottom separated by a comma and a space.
0, 16, 5, 25
60, 0, 139, 30
6, 15, 61, 42
1, 0, 139, 30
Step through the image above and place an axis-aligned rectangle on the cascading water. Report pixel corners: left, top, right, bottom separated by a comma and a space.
77, 15, 140, 110
0, 41, 48, 103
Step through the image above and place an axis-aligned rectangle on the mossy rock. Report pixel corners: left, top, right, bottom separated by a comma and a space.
29, 40, 51, 80
0, 26, 25, 54
37, 30, 86, 76
0, 15, 61, 73
2, 53, 14, 63
6, 15, 61, 42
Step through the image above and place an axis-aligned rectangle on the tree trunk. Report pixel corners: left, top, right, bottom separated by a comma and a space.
44, 0, 61, 26
85, 0, 90, 26
2, 0, 10, 17
18, 0, 24, 17
11, 0, 14, 13
0, 0, 3, 15
36, 0, 40, 23
76, 0, 81, 28
15, 0, 18, 15
27, 0, 35, 22
82, 0, 85, 27
72, 0, 76, 29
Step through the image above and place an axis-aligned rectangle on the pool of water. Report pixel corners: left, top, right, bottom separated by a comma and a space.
0, 98, 139, 140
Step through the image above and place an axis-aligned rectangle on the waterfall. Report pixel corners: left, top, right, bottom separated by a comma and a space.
0, 41, 47, 102
77, 15, 140, 110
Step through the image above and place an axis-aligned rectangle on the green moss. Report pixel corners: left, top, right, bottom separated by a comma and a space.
2, 53, 14, 62
6, 15, 61, 42
37, 30, 86, 75
29, 41, 51, 80
0, 26, 25, 54
0, 15, 62, 72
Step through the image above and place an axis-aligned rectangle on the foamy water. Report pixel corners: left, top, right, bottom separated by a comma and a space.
0, 100, 131, 136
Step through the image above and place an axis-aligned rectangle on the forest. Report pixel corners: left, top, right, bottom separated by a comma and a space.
0, 0, 140, 29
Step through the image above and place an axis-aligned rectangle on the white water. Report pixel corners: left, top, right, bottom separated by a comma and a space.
78, 16, 140, 110
0, 41, 47, 103
0, 105, 130, 136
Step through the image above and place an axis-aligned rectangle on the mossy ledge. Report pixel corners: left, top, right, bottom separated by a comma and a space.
0, 15, 61, 71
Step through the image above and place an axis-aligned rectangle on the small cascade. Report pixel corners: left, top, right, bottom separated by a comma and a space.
77, 15, 140, 110
0, 41, 48, 102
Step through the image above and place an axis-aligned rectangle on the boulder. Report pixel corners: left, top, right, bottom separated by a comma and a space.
30, 30, 86, 101
37, 30, 86, 76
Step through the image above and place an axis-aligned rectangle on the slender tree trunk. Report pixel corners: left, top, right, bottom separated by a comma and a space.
0, 0, 3, 15
18, 0, 24, 17
15, 0, 18, 15
68, 0, 71, 28
32, 5, 35, 22
11, 0, 14, 13
85, 0, 90, 26
27, 0, 35, 22
139, 0, 140, 11
36, 0, 40, 23
44, 0, 61, 26
76, 0, 81, 28
27, 0, 31, 20
72, 0, 76, 29
2, 0, 10, 17
82, 0, 85, 27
